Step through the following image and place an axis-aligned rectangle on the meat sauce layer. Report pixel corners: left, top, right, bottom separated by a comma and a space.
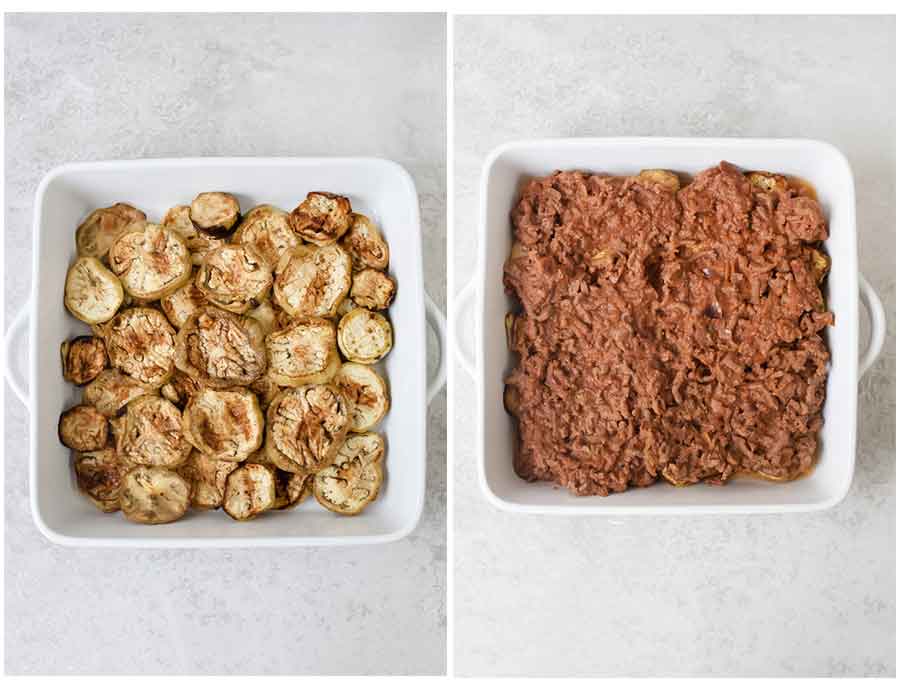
503, 162, 832, 496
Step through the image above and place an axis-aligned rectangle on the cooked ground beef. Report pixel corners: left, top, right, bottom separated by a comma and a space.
503, 161, 832, 496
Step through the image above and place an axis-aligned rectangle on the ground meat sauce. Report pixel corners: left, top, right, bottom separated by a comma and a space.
503, 162, 832, 496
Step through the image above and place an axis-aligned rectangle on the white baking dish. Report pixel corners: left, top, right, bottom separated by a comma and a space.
5, 157, 446, 546
454, 137, 885, 514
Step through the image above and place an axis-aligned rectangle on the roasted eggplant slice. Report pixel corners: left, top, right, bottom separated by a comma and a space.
273, 470, 312, 510
190, 232, 228, 266
117, 396, 191, 468
504, 313, 516, 351
82, 369, 154, 417
265, 384, 350, 474
75, 203, 146, 261
64, 256, 124, 324
182, 387, 264, 461
313, 432, 385, 516
747, 171, 789, 194
339, 213, 389, 271
232, 205, 299, 268
74, 447, 129, 512
350, 269, 396, 310
223, 463, 276, 520
60, 336, 107, 385
58, 404, 109, 451
177, 450, 240, 510
161, 204, 197, 240
119, 466, 190, 524
638, 169, 681, 192
160, 275, 207, 329
810, 248, 830, 284
288, 191, 352, 246
273, 244, 352, 319
195, 244, 273, 314
337, 308, 393, 364
174, 306, 267, 388
190, 191, 241, 235
333, 362, 389, 432
103, 308, 176, 388
164, 205, 227, 266
502, 384, 521, 417
109, 222, 192, 299
265, 317, 340, 387
159, 370, 200, 409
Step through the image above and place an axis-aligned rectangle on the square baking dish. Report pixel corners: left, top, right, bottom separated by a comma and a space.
14, 157, 438, 546
465, 137, 885, 514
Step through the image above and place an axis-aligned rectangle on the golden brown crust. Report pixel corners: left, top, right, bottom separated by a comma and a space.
60, 336, 107, 385
59, 404, 109, 451
174, 306, 267, 388
289, 192, 352, 246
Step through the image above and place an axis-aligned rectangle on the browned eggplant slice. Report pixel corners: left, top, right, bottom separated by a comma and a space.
289, 191, 352, 246
59, 404, 108, 451
190, 191, 241, 234
60, 336, 107, 385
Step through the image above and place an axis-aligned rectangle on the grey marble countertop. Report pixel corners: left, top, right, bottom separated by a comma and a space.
452, 15, 895, 677
4, 13, 446, 675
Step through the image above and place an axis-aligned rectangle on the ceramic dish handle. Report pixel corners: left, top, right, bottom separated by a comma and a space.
425, 292, 447, 404
453, 278, 477, 378
4, 300, 31, 408
859, 273, 886, 379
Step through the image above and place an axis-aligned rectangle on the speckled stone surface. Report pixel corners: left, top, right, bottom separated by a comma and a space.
4, 13, 446, 675
453, 15, 894, 677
